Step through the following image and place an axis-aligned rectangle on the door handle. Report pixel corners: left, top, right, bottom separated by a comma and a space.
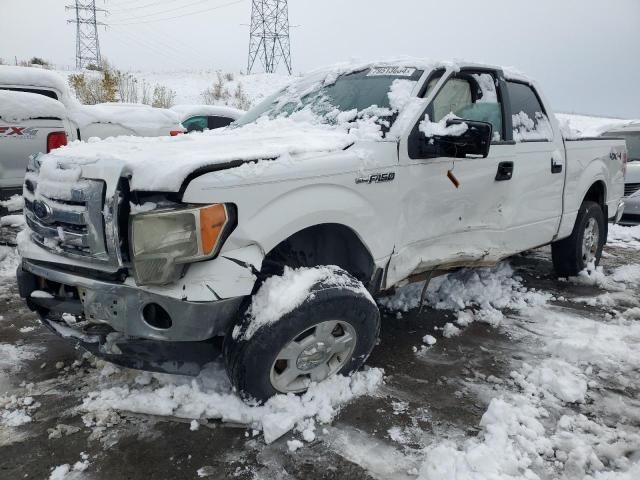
495, 161, 514, 181
551, 158, 563, 174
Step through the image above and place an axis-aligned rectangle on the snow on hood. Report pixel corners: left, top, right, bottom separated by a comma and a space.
0, 90, 67, 122
45, 117, 357, 191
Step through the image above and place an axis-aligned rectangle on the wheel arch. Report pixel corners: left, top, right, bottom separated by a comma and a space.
260, 222, 378, 288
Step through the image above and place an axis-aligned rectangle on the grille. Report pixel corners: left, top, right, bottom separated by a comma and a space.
24, 177, 115, 265
624, 183, 640, 197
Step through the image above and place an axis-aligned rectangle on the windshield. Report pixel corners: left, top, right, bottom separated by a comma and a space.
236, 67, 423, 128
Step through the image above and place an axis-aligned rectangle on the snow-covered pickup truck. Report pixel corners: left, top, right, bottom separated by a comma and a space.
16, 60, 626, 401
0, 90, 75, 199
0, 66, 184, 141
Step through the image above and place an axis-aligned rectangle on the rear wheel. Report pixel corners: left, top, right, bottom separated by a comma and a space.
552, 201, 605, 277
223, 267, 380, 401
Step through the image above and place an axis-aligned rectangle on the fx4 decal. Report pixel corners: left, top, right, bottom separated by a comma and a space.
355, 172, 396, 184
0, 126, 39, 137
610, 151, 623, 162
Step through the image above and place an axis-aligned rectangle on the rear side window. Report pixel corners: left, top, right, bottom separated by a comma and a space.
208, 116, 234, 130
506, 81, 552, 142
0, 86, 58, 100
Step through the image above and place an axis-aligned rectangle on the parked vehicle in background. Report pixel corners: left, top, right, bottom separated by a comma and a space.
16, 60, 626, 401
171, 105, 245, 133
0, 66, 184, 140
602, 123, 640, 224
0, 90, 75, 200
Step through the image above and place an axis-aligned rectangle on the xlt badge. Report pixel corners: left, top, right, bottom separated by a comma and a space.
355, 172, 396, 184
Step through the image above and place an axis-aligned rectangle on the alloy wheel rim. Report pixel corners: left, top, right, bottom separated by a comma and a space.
270, 320, 357, 394
582, 217, 600, 266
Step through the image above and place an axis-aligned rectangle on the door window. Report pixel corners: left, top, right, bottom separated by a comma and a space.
182, 116, 208, 133
429, 72, 504, 141
505, 81, 553, 142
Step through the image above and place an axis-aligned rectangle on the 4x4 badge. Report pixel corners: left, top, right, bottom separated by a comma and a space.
355, 172, 396, 184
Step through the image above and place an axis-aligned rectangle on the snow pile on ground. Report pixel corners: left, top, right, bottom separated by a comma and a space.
380, 262, 549, 327
0, 395, 39, 427
239, 265, 374, 341
0, 194, 24, 212
48, 452, 90, 480
414, 263, 640, 479
608, 224, 640, 249
0, 215, 25, 228
80, 360, 383, 445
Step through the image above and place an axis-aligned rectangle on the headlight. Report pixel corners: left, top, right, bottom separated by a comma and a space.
130, 204, 232, 286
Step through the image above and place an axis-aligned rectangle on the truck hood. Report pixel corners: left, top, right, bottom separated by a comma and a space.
46, 118, 356, 192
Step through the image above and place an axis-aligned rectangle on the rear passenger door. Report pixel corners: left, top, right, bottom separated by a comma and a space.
503, 80, 565, 250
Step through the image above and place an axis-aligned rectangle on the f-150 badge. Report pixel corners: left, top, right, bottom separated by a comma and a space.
355, 172, 396, 184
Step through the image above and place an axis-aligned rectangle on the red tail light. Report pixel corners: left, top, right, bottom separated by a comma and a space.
170, 130, 184, 137
47, 131, 68, 153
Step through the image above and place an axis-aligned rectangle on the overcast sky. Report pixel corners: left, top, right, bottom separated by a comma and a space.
1, 0, 639, 118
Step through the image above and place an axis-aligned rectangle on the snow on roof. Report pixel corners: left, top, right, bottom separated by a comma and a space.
0, 66, 79, 107
0, 90, 67, 122
171, 104, 245, 122
72, 103, 182, 132
47, 117, 355, 191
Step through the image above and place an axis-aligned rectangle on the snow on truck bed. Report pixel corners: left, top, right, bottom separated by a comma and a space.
0, 90, 67, 122
46, 118, 355, 191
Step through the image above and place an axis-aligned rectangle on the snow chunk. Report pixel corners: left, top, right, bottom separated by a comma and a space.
419, 113, 468, 137
287, 439, 304, 452
241, 266, 374, 341
422, 335, 437, 346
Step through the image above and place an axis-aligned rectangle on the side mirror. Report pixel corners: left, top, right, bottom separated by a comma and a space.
420, 119, 493, 158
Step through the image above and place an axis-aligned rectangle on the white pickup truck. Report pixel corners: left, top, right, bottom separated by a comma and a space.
16, 60, 626, 401
0, 90, 75, 200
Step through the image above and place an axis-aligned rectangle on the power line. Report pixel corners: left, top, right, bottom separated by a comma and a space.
108, 0, 244, 26
247, 0, 292, 74
108, 0, 211, 17
66, 1, 107, 69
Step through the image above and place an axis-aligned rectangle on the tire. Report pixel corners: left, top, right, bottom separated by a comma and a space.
223, 267, 380, 402
552, 201, 605, 277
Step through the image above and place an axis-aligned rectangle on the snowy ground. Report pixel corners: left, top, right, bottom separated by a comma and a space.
1, 222, 640, 479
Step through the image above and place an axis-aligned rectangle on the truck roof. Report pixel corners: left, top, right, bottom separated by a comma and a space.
0, 90, 67, 122
0, 66, 79, 107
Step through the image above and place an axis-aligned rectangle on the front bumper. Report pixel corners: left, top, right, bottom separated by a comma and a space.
18, 259, 244, 342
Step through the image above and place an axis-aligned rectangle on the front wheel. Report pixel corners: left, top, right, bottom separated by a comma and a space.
223, 266, 380, 401
551, 201, 605, 277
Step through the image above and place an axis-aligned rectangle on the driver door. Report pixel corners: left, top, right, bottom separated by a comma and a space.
388, 68, 516, 287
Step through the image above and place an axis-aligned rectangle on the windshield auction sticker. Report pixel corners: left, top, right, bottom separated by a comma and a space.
367, 66, 416, 77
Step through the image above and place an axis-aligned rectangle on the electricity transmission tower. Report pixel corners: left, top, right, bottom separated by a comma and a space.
247, 0, 292, 75
66, 1, 106, 69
